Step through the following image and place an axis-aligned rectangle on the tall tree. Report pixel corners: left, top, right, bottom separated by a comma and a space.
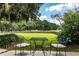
0, 3, 42, 22
59, 11, 79, 45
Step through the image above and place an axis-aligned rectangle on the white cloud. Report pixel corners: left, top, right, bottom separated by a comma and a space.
45, 3, 79, 12
39, 15, 48, 21
49, 18, 64, 25
40, 15, 64, 25
45, 8, 49, 12
46, 4, 64, 12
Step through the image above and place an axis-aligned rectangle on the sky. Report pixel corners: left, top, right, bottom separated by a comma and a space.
39, 3, 79, 25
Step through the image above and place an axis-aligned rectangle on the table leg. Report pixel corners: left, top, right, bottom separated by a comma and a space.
31, 40, 47, 56
41, 40, 46, 56
32, 45, 37, 56
32, 40, 36, 56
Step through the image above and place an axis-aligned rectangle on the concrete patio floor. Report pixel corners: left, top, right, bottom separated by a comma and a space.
0, 48, 7, 54
0, 50, 79, 56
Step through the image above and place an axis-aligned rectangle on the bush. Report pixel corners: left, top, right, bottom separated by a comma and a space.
0, 34, 20, 48
59, 11, 79, 45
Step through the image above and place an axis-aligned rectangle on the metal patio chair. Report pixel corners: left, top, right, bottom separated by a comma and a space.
14, 35, 30, 56
50, 37, 69, 56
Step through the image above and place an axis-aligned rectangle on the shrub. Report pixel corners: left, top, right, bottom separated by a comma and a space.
0, 34, 20, 48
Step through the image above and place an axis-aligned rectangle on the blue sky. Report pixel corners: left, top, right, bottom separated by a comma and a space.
39, 3, 79, 25
39, 3, 61, 19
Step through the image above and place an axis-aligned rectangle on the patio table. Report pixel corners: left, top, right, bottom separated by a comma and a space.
30, 37, 48, 56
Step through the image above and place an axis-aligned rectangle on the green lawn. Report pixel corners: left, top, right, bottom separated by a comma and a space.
15, 33, 58, 45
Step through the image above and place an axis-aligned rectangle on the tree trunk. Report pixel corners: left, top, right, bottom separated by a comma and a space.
4, 3, 11, 22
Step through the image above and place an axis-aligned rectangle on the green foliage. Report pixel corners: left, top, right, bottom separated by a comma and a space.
0, 20, 59, 31
59, 11, 79, 45
0, 34, 19, 48
34, 20, 59, 30
0, 3, 41, 22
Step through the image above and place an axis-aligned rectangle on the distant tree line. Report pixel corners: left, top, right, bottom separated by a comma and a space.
0, 20, 59, 32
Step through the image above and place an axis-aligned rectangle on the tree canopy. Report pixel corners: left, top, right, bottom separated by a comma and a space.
0, 3, 41, 22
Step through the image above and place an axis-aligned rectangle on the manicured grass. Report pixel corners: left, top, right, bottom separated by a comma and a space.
16, 33, 58, 45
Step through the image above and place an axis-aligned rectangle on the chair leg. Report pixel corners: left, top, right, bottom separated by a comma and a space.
50, 46, 51, 55
22, 47, 25, 56
15, 46, 16, 56
56, 48, 58, 56
30, 41, 31, 55
64, 48, 66, 56
58, 48, 61, 56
